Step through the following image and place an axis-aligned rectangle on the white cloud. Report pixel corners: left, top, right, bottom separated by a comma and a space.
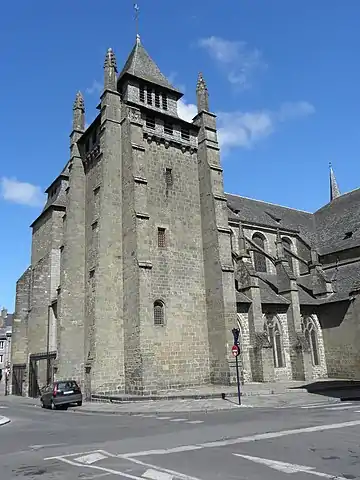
178, 99, 198, 122
217, 101, 315, 151
198, 36, 266, 89
177, 98, 315, 152
0, 177, 45, 207
86, 80, 102, 95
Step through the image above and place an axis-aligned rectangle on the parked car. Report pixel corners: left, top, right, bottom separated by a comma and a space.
40, 380, 82, 410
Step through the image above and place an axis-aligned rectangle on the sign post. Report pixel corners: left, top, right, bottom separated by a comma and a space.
231, 328, 241, 405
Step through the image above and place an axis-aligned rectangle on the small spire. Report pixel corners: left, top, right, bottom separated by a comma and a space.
72, 91, 85, 131
136, 33, 141, 45
104, 48, 118, 91
196, 72, 209, 113
329, 162, 341, 202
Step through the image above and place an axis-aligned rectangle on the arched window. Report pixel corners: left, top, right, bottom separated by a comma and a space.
154, 300, 165, 326
264, 316, 284, 368
301, 316, 320, 366
282, 237, 294, 272
252, 233, 267, 272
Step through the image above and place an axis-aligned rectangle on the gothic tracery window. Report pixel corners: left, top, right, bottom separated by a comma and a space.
301, 316, 320, 366
264, 316, 284, 368
282, 237, 294, 272
252, 233, 267, 272
154, 300, 165, 326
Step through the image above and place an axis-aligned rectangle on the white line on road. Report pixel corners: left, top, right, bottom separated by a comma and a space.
300, 402, 352, 409
186, 421, 204, 424
56, 456, 147, 480
170, 418, 187, 422
325, 405, 358, 411
124, 456, 203, 480
156, 417, 172, 420
75, 452, 108, 464
233, 453, 348, 479
123, 419, 360, 457
142, 468, 173, 480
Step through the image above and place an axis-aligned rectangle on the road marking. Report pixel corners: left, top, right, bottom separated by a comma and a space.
233, 453, 348, 479
325, 405, 357, 411
139, 415, 156, 418
156, 417, 172, 420
29, 443, 68, 450
0, 406, 8, 409
123, 419, 360, 457
300, 402, 352, 409
55, 456, 146, 480
170, 418, 187, 422
142, 469, 173, 479
124, 456, 203, 480
186, 420, 204, 424
75, 452, 108, 464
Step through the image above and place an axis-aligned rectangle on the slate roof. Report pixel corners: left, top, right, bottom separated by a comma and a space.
320, 262, 360, 303
226, 194, 316, 245
118, 37, 182, 96
257, 274, 290, 305
314, 188, 360, 255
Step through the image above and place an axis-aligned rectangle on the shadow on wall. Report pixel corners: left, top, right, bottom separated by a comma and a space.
293, 380, 360, 401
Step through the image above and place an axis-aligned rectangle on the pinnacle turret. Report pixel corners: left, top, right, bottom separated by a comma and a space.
72, 91, 85, 131
329, 162, 341, 202
104, 48, 118, 90
196, 72, 209, 113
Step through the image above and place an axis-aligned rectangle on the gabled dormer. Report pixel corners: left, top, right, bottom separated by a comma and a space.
118, 35, 183, 117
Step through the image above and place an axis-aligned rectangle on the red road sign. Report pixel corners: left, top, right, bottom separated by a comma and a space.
232, 345, 240, 357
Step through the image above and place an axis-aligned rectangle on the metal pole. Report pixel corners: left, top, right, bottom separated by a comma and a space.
235, 353, 241, 405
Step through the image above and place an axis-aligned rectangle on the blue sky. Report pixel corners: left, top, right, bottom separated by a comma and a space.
1, 0, 360, 310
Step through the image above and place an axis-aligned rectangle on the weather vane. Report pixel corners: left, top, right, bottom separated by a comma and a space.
134, 3, 140, 37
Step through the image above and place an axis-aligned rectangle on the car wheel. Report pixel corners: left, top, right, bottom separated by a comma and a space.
77, 401, 82, 407
51, 400, 57, 410
40, 399, 45, 409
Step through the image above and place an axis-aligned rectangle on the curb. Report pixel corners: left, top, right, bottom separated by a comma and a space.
0, 416, 10, 426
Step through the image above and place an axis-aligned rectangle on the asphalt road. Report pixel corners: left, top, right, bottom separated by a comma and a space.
1, 396, 360, 480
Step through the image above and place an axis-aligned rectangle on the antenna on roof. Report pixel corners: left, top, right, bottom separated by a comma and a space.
134, 3, 140, 41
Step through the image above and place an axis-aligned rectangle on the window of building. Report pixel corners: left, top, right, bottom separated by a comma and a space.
282, 237, 294, 272
164, 121, 173, 135
301, 316, 320, 366
162, 94, 168, 111
146, 115, 156, 129
89, 269, 95, 279
264, 316, 284, 368
154, 300, 165, 325
0, 341, 4, 350
139, 84, 145, 103
91, 221, 98, 231
147, 88, 153, 105
92, 130, 97, 146
62, 214, 67, 224
252, 233, 267, 272
0, 355, 3, 363
155, 91, 161, 108
165, 168, 173, 187
158, 227, 166, 247
94, 186, 100, 196
181, 127, 190, 141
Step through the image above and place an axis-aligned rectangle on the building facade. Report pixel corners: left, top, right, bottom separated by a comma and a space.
0, 308, 13, 394
11, 36, 360, 397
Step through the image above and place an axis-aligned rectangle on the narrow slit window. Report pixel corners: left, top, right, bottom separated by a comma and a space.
147, 88, 153, 105
162, 94, 168, 110
155, 91, 161, 108
181, 127, 190, 141
158, 227, 166, 247
139, 85, 145, 102
164, 121, 173, 135
165, 168, 173, 186
146, 116, 156, 129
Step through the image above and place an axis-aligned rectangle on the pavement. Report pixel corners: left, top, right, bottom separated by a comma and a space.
1, 390, 360, 480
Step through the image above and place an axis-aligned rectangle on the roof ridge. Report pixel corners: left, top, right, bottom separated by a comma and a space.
225, 192, 313, 214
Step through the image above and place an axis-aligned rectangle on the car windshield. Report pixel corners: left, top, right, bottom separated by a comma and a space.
57, 381, 78, 390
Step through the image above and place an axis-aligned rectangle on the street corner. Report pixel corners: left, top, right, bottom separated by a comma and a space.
0, 415, 11, 426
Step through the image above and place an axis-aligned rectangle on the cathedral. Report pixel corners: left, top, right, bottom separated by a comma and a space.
11, 35, 360, 398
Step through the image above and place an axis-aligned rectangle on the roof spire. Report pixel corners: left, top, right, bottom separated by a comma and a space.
196, 72, 209, 113
104, 48, 117, 90
329, 162, 341, 202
